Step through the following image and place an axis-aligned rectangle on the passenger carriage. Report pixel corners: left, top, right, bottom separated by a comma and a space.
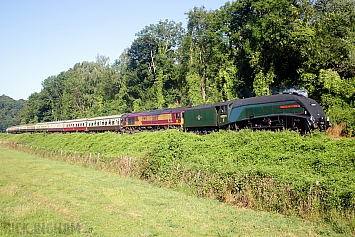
47, 121, 64, 133
87, 115, 122, 132
35, 123, 48, 132
63, 118, 88, 132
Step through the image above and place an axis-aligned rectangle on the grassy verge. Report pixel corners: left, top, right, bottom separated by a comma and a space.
0, 130, 354, 234
0, 146, 341, 236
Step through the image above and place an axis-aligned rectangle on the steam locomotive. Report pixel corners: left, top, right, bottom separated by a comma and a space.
6, 93, 330, 134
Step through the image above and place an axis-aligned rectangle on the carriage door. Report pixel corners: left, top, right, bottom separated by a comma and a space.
218, 105, 228, 126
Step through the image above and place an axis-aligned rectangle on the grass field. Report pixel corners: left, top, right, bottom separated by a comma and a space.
0, 146, 346, 237
1, 130, 354, 230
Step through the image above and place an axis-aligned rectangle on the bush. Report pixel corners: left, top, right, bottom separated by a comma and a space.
327, 105, 355, 136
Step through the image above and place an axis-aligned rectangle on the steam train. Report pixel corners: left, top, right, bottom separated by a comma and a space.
6, 93, 330, 134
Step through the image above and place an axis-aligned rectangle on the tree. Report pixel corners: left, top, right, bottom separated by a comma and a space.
0, 95, 25, 132
183, 6, 212, 104
126, 20, 185, 110
301, 0, 355, 78
111, 49, 132, 113
21, 92, 51, 123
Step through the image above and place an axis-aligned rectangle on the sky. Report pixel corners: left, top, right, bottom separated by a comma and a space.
0, 0, 229, 101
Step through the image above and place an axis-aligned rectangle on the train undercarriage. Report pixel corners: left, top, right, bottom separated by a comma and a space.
185, 115, 313, 135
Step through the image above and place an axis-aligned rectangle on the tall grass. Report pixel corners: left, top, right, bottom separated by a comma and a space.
1, 130, 354, 234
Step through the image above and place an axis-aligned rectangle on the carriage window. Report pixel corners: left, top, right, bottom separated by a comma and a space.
176, 113, 180, 119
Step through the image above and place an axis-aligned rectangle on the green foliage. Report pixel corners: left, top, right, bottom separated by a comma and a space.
327, 105, 355, 135
217, 62, 239, 100
253, 69, 275, 96
21, 57, 121, 123
186, 71, 204, 106
0, 95, 25, 132
125, 20, 185, 111
301, 69, 355, 135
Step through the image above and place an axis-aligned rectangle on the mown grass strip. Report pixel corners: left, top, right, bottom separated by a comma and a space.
0, 146, 344, 236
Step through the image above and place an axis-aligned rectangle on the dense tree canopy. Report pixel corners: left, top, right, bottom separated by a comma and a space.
0, 95, 25, 132
6, 0, 355, 134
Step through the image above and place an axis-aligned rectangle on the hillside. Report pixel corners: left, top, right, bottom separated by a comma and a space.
0, 95, 25, 132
